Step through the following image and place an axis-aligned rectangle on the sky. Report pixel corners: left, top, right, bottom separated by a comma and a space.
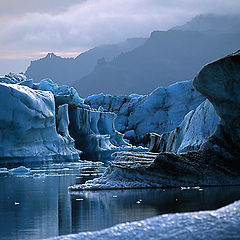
0, 0, 240, 75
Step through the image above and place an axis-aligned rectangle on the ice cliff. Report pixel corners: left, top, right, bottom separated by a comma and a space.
71, 51, 240, 190
68, 105, 145, 160
0, 74, 144, 163
0, 82, 80, 163
85, 80, 205, 144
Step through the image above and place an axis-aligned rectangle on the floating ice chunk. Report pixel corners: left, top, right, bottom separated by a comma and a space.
0, 168, 7, 172
85, 80, 205, 144
9, 166, 31, 175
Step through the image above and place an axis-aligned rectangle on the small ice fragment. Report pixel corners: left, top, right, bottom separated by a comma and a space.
76, 198, 84, 201
136, 201, 141, 204
33, 173, 46, 178
112, 195, 118, 198
9, 166, 31, 175
192, 186, 200, 189
0, 168, 7, 172
14, 202, 20, 205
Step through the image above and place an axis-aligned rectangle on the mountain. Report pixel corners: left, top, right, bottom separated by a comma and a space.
25, 14, 240, 97
172, 14, 240, 33
73, 27, 240, 97
25, 38, 146, 86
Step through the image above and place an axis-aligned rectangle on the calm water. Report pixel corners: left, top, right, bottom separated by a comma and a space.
0, 162, 240, 240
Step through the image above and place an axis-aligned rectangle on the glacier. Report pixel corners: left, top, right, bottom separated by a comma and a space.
48, 200, 240, 240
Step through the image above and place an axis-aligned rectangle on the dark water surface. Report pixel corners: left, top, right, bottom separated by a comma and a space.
0, 162, 240, 240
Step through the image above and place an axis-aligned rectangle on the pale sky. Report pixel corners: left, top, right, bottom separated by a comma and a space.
0, 0, 240, 75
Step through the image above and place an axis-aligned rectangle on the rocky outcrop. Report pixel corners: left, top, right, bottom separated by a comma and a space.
70, 51, 240, 190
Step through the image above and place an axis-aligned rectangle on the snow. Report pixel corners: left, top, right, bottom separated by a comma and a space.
85, 80, 205, 143
48, 200, 240, 240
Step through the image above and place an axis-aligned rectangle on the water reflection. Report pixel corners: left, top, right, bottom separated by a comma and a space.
70, 186, 240, 233
0, 166, 240, 240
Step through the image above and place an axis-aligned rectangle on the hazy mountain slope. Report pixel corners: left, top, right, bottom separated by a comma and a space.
172, 14, 240, 33
25, 38, 146, 86
73, 29, 240, 97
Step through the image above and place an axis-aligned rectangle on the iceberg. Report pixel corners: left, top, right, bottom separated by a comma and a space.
145, 99, 220, 153
70, 51, 240, 190
48, 200, 240, 240
68, 106, 146, 161
85, 80, 205, 144
0, 82, 80, 164
9, 166, 31, 175
0, 74, 145, 162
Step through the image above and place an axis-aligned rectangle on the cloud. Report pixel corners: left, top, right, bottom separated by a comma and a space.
0, 0, 85, 18
0, 0, 240, 63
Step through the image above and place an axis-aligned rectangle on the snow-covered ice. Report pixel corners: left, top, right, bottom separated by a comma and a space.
48, 200, 240, 240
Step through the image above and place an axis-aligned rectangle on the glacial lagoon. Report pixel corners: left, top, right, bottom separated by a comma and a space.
0, 162, 240, 240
